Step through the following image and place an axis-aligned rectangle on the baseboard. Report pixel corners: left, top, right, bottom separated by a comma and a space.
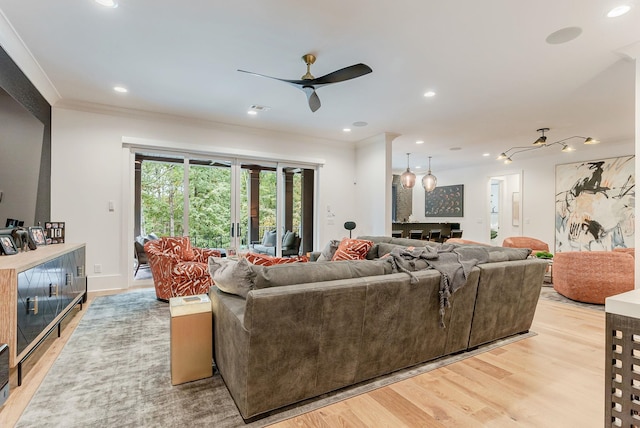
87, 274, 126, 293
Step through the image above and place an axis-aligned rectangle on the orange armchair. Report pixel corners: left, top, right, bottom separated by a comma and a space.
144, 236, 221, 301
553, 250, 635, 304
502, 236, 550, 254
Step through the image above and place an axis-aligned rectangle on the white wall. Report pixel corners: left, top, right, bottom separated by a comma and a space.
405, 140, 634, 249
354, 133, 394, 237
52, 106, 360, 291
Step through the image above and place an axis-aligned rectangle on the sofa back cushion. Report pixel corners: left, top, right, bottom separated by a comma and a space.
251, 258, 393, 289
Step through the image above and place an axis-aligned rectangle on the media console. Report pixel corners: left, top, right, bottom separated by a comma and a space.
0, 243, 86, 386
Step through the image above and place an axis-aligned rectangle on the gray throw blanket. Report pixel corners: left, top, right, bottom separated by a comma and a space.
386, 244, 490, 327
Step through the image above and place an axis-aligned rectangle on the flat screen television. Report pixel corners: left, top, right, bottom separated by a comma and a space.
0, 86, 46, 228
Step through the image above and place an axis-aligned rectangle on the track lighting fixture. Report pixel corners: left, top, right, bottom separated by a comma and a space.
496, 128, 599, 163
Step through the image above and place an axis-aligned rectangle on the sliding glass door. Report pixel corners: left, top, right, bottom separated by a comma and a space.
134, 151, 314, 279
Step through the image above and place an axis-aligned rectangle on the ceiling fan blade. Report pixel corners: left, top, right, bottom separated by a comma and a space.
302, 86, 321, 112
310, 63, 372, 85
237, 69, 301, 84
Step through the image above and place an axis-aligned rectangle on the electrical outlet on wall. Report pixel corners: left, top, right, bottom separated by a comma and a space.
94, 264, 102, 274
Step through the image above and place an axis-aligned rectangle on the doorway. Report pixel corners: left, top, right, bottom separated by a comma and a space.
488, 172, 522, 245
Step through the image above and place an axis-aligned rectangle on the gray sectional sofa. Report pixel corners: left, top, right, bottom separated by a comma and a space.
209, 235, 547, 419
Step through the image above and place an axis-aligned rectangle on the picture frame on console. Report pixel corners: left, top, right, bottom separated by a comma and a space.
0, 235, 18, 255
28, 226, 47, 246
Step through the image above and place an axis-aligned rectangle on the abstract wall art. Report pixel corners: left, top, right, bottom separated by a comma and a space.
425, 184, 464, 217
555, 155, 634, 252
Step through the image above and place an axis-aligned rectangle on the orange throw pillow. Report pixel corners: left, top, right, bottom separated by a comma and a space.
245, 253, 309, 266
332, 238, 374, 261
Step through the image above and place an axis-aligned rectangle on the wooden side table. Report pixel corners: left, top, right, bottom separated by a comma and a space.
169, 294, 213, 385
605, 290, 640, 426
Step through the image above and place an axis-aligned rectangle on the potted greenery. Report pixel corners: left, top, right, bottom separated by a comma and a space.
535, 251, 553, 259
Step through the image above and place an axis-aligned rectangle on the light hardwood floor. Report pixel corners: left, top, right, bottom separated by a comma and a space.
0, 288, 605, 428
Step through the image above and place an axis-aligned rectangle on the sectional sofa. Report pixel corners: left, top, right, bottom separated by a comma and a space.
209, 236, 547, 419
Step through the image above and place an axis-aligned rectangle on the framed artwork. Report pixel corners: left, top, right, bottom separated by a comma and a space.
0, 235, 18, 255
44, 221, 65, 244
512, 192, 520, 227
425, 185, 464, 217
28, 226, 47, 246
555, 155, 634, 252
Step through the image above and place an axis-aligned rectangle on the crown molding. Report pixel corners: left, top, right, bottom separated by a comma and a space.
54, 99, 365, 148
0, 9, 61, 104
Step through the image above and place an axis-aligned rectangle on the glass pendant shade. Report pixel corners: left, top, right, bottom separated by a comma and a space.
422, 173, 437, 192
401, 168, 416, 189
422, 156, 437, 192
400, 153, 416, 189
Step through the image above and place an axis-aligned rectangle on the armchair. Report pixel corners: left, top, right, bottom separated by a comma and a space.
144, 236, 221, 301
502, 236, 549, 254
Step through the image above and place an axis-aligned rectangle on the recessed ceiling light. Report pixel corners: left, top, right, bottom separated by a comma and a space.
416, 140, 424, 145
352, 121, 368, 127
608, 5, 631, 17
247, 110, 257, 116
450, 147, 462, 151
95, 0, 118, 8
482, 153, 490, 157
424, 91, 436, 97
415, 166, 422, 169
113, 86, 128, 93
343, 128, 351, 132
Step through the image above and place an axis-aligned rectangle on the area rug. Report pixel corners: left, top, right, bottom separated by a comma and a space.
538, 284, 604, 311
17, 288, 535, 428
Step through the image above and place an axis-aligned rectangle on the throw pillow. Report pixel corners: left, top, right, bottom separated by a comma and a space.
244, 252, 309, 266
332, 238, 374, 261
282, 230, 296, 249
262, 230, 277, 247
316, 239, 340, 261
208, 257, 256, 298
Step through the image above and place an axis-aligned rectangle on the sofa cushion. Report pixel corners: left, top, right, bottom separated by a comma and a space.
332, 238, 374, 261
245, 252, 309, 266
251, 258, 393, 289
375, 242, 413, 259
208, 257, 256, 298
449, 244, 530, 262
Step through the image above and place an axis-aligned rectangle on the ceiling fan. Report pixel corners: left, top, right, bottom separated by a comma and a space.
238, 54, 372, 112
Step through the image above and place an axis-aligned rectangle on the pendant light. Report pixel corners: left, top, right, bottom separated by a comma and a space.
422, 156, 437, 192
400, 153, 416, 189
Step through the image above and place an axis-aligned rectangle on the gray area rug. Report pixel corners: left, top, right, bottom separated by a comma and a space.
538, 284, 604, 311
17, 288, 535, 428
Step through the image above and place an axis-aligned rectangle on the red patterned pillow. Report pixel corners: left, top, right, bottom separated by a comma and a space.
244, 253, 309, 266
332, 238, 374, 261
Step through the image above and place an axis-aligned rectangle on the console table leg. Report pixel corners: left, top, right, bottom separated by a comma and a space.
17, 362, 22, 386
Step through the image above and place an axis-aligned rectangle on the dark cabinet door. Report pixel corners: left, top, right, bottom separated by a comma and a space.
15, 248, 86, 356
16, 264, 54, 355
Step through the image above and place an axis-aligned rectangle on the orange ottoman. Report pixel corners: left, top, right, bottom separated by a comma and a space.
553, 250, 634, 304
